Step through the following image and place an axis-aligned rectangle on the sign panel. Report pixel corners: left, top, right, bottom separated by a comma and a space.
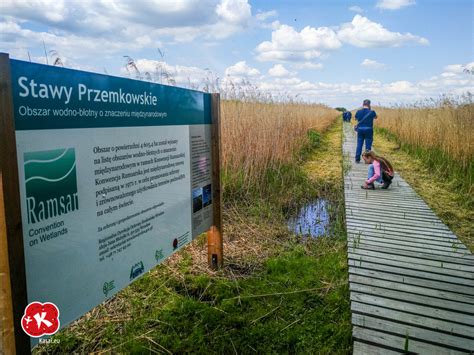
9, 59, 214, 345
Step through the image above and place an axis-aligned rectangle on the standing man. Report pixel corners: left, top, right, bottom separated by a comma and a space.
346, 111, 352, 122
355, 99, 377, 163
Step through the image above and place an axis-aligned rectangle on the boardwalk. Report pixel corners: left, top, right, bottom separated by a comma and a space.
342, 123, 474, 354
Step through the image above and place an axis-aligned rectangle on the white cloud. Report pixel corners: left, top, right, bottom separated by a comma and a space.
255, 15, 428, 63
245, 60, 473, 107
376, 0, 416, 10
444, 64, 465, 74
256, 10, 277, 21
215, 0, 251, 24
224, 61, 260, 77
338, 15, 429, 47
255, 23, 341, 62
0, 0, 255, 58
349, 6, 364, 13
118, 58, 216, 89
268, 64, 295, 77
384, 80, 417, 93
361, 59, 387, 69
444, 62, 474, 74
294, 62, 324, 70
0, 19, 154, 64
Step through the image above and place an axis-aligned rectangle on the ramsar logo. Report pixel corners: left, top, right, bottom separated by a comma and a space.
24, 148, 79, 224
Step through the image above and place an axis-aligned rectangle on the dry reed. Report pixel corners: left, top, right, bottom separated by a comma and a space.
221, 100, 337, 190
374, 95, 473, 172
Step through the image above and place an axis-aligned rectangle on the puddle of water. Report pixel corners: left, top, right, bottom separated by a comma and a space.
287, 198, 329, 238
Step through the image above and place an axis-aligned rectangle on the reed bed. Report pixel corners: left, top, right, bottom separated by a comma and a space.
221, 100, 337, 196
374, 95, 473, 193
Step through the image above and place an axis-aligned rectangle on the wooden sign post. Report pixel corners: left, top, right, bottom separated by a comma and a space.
208, 93, 223, 270
0, 53, 30, 355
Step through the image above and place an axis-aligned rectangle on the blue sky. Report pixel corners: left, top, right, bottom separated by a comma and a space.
1, 0, 472, 108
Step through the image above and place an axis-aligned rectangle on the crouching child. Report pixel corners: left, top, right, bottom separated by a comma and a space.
361, 150, 394, 190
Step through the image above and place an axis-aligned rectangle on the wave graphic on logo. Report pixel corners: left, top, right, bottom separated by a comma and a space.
24, 148, 78, 224
25, 161, 76, 184
24, 148, 76, 182
24, 148, 70, 165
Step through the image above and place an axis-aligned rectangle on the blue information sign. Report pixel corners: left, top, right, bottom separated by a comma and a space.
8, 59, 215, 346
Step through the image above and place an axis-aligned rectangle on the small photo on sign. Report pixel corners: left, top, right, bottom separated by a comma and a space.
203, 184, 212, 207
192, 187, 203, 213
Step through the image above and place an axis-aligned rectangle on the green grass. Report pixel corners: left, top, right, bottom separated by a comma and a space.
44, 241, 350, 354
36, 121, 351, 354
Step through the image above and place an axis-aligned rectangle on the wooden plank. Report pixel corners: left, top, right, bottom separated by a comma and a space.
346, 215, 452, 232
352, 302, 474, 339
348, 235, 469, 255
345, 207, 439, 220
348, 228, 457, 246
353, 341, 402, 355
346, 192, 424, 199
345, 197, 431, 207
349, 267, 474, 296
349, 238, 472, 260
348, 237, 474, 259
349, 258, 474, 286
350, 283, 473, 314
352, 314, 474, 351
344, 182, 419, 190
348, 232, 466, 249
348, 254, 474, 281
344, 191, 427, 200
353, 326, 467, 354
350, 292, 474, 327
345, 197, 430, 206
350, 243, 474, 267
347, 221, 457, 240
0, 53, 30, 353
348, 248, 474, 271
348, 221, 452, 238
345, 201, 437, 214
346, 208, 443, 222
347, 231, 469, 251
347, 221, 457, 239
346, 214, 451, 230
345, 183, 414, 188
345, 194, 428, 202
349, 275, 474, 305
346, 210, 450, 225
345, 199, 436, 212
346, 206, 439, 220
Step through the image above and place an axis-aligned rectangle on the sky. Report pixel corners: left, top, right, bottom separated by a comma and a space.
1, 0, 473, 108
